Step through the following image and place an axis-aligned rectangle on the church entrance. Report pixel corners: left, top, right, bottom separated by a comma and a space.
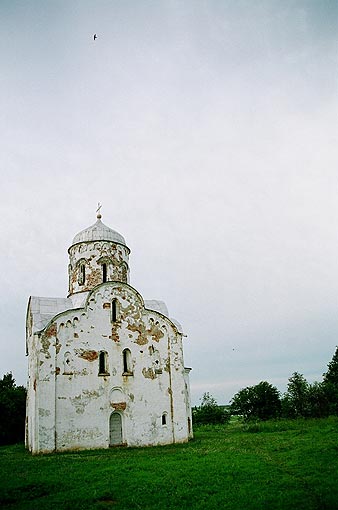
109, 413, 123, 446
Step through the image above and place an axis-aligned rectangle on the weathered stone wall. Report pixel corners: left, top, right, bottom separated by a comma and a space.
27, 282, 191, 453
68, 241, 130, 296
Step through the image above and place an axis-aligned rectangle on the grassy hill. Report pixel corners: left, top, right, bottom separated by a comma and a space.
1, 417, 337, 509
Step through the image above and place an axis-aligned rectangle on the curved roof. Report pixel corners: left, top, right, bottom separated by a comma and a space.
71, 218, 127, 247
144, 300, 184, 334
28, 296, 73, 334
144, 300, 169, 317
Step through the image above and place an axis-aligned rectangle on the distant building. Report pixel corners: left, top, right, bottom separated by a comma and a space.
25, 212, 192, 453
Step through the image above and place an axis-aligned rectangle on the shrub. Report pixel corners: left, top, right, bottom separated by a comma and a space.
192, 392, 230, 425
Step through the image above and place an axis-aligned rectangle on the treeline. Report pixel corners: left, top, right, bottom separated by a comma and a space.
1, 347, 337, 443
0, 373, 26, 445
193, 346, 338, 424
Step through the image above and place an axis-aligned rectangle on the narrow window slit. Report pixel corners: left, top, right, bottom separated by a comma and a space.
112, 299, 118, 322
122, 349, 132, 375
102, 263, 107, 283
79, 264, 85, 285
99, 351, 108, 375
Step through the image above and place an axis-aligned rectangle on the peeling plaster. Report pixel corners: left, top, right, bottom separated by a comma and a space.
142, 367, 156, 380
111, 402, 127, 411
76, 349, 98, 361
26, 223, 192, 454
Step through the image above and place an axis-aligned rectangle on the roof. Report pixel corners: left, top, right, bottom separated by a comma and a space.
144, 300, 184, 334
170, 318, 184, 334
144, 300, 169, 317
71, 218, 127, 247
28, 296, 73, 334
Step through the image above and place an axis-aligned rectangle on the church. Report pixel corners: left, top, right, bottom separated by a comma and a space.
25, 211, 192, 453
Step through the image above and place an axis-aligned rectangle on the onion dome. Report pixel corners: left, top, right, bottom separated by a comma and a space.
71, 212, 127, 247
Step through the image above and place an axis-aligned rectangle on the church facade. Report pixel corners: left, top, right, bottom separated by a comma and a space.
25, 213, 192, 453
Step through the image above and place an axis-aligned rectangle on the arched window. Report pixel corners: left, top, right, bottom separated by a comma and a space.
98, 257, 111, 284
112, 299, 118, 323
162, 413, 167, 426
79, 263, 85, 285
102, 263, 107, 283
122, 348, 132, 375
99, 351, 108, 375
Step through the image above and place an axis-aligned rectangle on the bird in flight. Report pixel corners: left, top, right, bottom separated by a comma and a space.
93, 34, 97, 41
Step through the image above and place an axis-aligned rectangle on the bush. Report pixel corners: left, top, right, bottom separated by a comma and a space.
192, 392, 230, 425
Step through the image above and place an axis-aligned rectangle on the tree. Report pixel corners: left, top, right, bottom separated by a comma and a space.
230, 381, 281, 421
0, 373, 26, 445
192, 392, 230, 425
323, 346, 338, 385
322, 346, 338, 415
282, 372, 309, 418
306, 381, 329, 418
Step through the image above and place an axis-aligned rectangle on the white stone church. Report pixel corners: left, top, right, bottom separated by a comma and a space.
25, 212, 192, 453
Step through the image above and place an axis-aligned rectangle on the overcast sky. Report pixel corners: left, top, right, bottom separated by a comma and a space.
1, 0, 337, 405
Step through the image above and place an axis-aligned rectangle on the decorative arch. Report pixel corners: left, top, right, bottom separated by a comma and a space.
109, 387, 125, 404
120, 262, 128, 283
63, 351, 73, 374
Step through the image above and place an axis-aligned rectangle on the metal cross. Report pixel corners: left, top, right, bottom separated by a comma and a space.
96, 202, 102, 217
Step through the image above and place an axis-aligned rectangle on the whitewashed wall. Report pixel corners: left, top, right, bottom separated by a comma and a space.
26, 282, 192, 453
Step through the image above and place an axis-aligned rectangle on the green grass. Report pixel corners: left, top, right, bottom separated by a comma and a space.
1, 417, 337, 510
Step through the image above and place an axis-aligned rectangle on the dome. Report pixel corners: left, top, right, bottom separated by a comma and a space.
71, 217, 127, 247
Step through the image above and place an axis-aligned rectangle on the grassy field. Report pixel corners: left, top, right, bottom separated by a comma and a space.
1, 417, 337, 510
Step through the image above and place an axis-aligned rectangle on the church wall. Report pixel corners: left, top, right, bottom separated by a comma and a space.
184, 368, 193, 439
30, 282, 191, 452
167, 330, 192, 443
26, 333, 40, 452
26, 324, 58, 453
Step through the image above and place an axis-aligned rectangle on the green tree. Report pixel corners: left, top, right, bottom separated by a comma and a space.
323, 346, 338, 385
192, 392, 230, 425
282, 372, 310, 418
0, 373, 26, 445
322, 346, 338, 415
230, 381, 281, 421
307, 381, 329, 418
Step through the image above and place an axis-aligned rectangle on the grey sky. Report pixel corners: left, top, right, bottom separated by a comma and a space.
1, 0, 337, 404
